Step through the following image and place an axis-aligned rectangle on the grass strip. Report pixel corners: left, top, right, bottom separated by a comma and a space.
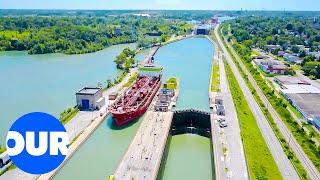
224, 60, 282, 180
210, 62, 220, 92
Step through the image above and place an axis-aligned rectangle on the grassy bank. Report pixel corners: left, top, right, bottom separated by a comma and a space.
123, 72, 138, 88
0, 146, 5, 154
219, 24, 320, 172
210, 62, 220, 92
224, 61, 282, 179
59, 107, 80, 125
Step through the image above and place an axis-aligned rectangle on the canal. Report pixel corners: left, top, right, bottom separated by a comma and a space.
155, 37, 214, 180
0, 43, 137, 144
55, 37, 214, 180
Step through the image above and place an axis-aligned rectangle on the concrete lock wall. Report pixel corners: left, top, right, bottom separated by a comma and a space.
171, 110, 211, 137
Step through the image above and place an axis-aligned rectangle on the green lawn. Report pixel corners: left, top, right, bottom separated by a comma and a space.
59, 107, 79, 125
224, 61, 282, 180
210, 63, 220, 92
123, 72, 138, 88
0, 147, 5, 154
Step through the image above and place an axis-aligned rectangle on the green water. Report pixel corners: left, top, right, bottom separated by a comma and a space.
54, 115, 143, 180
155, 37, 214, 180
0, 43, 140, 144
55, 37, 214, 180
162, 135, 213, 180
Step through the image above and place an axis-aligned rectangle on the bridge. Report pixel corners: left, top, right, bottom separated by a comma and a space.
112, 108, 213, 180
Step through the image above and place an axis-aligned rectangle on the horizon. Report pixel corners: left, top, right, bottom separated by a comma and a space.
1, 8, 320, 12
2, 0, 320, 11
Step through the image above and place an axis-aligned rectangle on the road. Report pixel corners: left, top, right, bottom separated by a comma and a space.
211, 47, 248, 180
214, 25, 300, 180
209, 36, 248, 180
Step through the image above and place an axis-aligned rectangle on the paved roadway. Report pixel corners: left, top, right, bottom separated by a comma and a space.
214, 25, 300, 180
216, 25, 320, 180
211, 49, 248, 180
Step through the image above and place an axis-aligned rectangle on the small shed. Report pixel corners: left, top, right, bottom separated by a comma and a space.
109, 92, 118, 100
215, 95, 223, 105
215, 104, 225, 116
76, 87, 105, 110
155, 102, 169, 112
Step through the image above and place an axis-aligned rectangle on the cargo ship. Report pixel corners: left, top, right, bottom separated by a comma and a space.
109, 65, 162, 126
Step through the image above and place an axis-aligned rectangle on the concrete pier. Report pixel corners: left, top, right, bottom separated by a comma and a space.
113, 111, 174, 180
140, 46, 160, 66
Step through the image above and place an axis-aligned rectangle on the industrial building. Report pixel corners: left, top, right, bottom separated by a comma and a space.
253, 58, 289, 75
275, 76, 310, 85
286, 93, 320, 129
275, 76, 320, 129
195, 25, 210, 35
76, 87, 105, 110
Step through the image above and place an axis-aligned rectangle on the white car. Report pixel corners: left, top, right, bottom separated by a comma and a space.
219, 121, 228, 128
218, 118, 228, 128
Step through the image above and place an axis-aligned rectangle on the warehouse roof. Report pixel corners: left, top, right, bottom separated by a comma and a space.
275, 76, 310, 85
280, 84, 320, 94
286, 93, 320, 117
76, 87, 101, 95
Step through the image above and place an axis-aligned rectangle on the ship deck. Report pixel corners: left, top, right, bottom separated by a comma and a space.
109, 76, 159, 113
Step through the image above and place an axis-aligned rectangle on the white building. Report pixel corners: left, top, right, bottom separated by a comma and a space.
76, 87, 105, 110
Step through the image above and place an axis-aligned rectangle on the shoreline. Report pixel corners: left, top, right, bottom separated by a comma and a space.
0, 34, 191, 180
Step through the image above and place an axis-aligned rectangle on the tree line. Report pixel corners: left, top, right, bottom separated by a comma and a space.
0, 16, 192, 55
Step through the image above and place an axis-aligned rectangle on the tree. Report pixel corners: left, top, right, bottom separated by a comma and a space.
291, 45, 300, 53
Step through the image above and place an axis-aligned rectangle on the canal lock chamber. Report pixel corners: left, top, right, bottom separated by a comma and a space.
157, 109, 215, 180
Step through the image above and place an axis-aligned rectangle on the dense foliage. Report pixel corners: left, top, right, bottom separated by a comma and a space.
226, 16, 320, 78
114, 47, 136, 71
0, 16, 191, 54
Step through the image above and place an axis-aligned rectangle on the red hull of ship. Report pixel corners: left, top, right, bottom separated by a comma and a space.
110, 78, 161, 126
112, 106, 149, 126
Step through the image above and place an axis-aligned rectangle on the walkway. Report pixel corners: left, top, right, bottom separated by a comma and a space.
212, 48, 248, 180
113, 111, 174, 180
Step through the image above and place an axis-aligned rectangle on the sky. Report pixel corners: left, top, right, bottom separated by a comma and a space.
2, 0, 320, 11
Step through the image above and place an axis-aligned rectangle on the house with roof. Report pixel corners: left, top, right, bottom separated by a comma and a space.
253, 58, 289, 75
283, 53, 301, 64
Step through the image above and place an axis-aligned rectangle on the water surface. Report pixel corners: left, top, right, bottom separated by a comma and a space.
55, 37, 214, 180
0, 43, 136, 144
155, 37, 214, 180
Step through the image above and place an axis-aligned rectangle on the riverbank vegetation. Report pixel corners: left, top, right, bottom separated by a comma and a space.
220, 23, 320, 172
210, 62, 220, 92
224, 60, 282, 179
123, 72, 138, 88
0, 146, 5, 154
0, 16, 192, 55
225, 16, 320, 79
114, 47, 136, 70
59, 106, 80, 125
